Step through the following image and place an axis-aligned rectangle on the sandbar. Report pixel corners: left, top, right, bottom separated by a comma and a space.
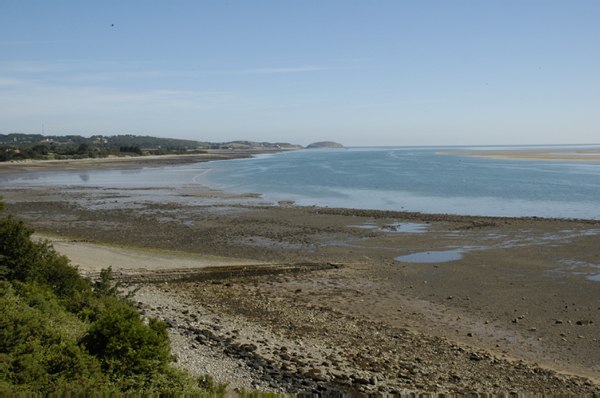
438, 148, 600, 162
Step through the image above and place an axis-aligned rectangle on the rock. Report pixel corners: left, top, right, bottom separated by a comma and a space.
164, 318, 177, 328
353, 376, 369, 385
209, 335, 223, 344
576, 319, 593, 325
467, 332, 474, 337
242, 343, 257, 352
195, 335, 207, 344
250, 361, 263, 370
305, 368, 321, 377
555, 319, 564, 324
470, 353, 483, 361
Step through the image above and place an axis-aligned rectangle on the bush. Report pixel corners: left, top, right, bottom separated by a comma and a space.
0, 218, 213, 394
0, 217, 91, 305
0, 282, 109, 394
80, 301, 201, 393
81, 302, 171, 376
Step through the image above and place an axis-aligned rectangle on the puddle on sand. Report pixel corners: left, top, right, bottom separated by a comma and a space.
544, 260, 600, 282
383, 222, 429, 233
395, 248, 465, 263
350, 222, 429, 234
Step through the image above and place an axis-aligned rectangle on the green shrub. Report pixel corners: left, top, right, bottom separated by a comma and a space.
0, 217, 93, 306
0, 282, 109, 394
81, 300, 203, 393
198, 374, 229, 395
81, 302, 171, 375
0, 219, 213, 394
93, 266, 122, 298
0, 216, 41, 283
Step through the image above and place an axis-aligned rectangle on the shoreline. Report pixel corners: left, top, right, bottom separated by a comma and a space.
2, 154, 599, 393
3, 150, 599, 222
437, 148, 600, 162
0, 148, 292, 175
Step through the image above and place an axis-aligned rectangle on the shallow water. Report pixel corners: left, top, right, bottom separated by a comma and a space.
3, 145, 600, 219
203, 145, 600, 219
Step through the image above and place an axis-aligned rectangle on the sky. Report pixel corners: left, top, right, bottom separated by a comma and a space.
1, 1, 599, 147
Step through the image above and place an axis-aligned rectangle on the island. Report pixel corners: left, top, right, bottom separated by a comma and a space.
306, 141, 344, 149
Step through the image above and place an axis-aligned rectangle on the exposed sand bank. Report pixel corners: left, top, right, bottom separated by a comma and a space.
34, 234, 266, 272
438, 148, 600, 162
3, 155, 599, 394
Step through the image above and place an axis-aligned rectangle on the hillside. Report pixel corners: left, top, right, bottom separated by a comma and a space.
0, 134, 303, 162
0, 134, 301, 150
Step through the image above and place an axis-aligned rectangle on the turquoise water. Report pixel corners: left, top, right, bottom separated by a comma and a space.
203, 146, 600, 219
3, 145, 600, 219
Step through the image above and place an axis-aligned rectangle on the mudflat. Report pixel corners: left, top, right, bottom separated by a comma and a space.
2, 155, 599, 394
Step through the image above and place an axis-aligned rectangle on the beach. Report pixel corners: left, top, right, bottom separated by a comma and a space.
2, 154, 599, 394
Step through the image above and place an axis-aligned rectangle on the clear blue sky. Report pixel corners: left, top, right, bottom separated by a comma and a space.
1, 1, 599, 146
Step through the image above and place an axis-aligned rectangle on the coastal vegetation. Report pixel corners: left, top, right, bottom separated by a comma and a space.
0, 216, 225, 394
0, 133, 302, 162
306, 141, 344, 148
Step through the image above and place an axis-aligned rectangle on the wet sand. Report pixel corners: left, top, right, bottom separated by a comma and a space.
2, 155, 599, 393
438, 148, 600, 162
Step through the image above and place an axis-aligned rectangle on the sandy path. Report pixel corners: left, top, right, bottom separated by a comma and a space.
35, 234, 266, 272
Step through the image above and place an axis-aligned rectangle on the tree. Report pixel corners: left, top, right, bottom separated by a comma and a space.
77, 143, 89, 154
0, 195, 5, 211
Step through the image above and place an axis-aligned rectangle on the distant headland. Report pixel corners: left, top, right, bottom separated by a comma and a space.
306, 141, 344, 149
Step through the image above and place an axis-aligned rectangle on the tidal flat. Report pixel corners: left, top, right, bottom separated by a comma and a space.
2, 155, 599, 394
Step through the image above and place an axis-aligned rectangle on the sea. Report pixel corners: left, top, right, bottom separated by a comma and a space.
3, 145, 600, 220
